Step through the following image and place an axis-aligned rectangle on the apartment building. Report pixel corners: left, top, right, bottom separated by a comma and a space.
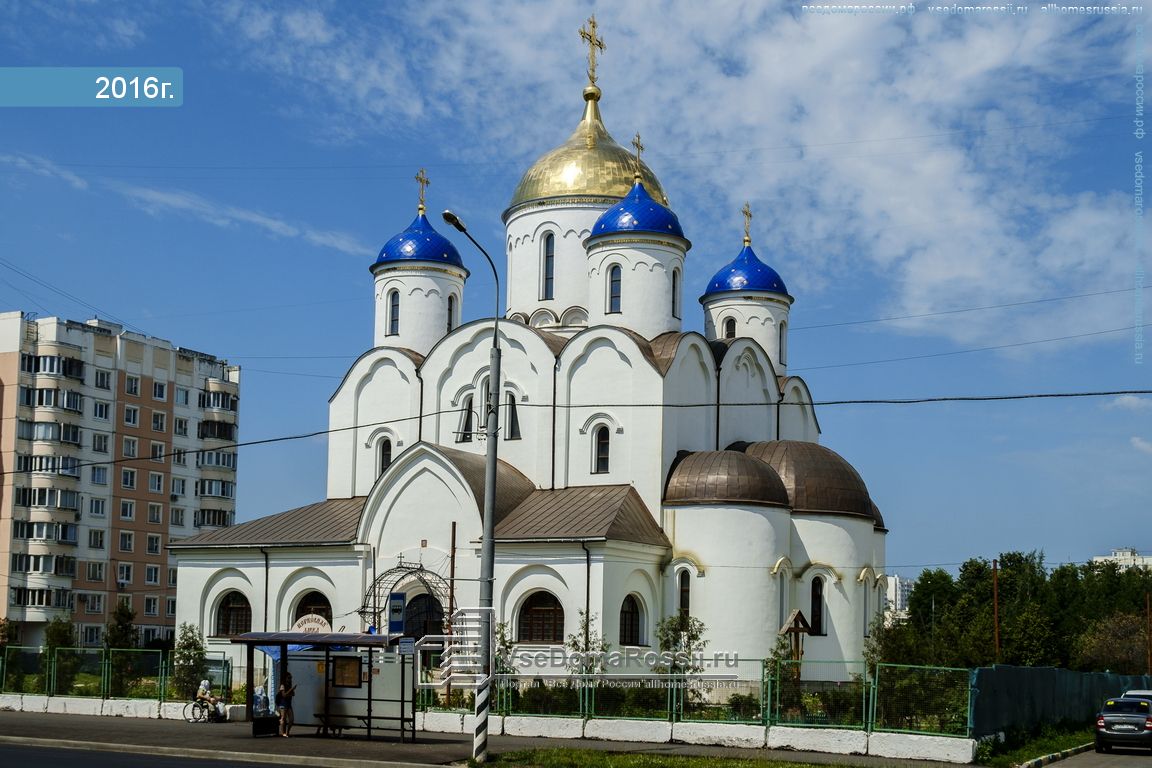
0, 311, 239, 648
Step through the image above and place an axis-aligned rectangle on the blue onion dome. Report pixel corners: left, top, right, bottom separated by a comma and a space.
700, 243, 788, 301
371, 211, 467, 273
588, 178, 686, 240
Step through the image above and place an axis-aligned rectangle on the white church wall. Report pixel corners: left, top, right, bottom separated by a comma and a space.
702, 294, 791, 375
599, 543, 664, 662
498, 555, 581, 675
778, 377, 820, 442
664, 504, 791, 661
585, 240, 685, 340
557, 329, 665, 512
505, 204, 603, 329
717, 340, 778, 448
372, 266, 465, 355
421, 322, 556, 488
327, 349, 420, 498
662, 337, 717, 481
359, 446, 483, 611
791, 514, 879, 675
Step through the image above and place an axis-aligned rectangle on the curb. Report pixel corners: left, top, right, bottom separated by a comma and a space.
0, 735, 438, 768
1014, 741, 1094, 768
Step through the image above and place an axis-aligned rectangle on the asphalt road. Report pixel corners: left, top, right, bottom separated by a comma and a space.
0, 743, 263, 768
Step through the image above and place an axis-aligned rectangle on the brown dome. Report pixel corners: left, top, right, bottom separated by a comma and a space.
664, 450, 789, 507
738, 440, 874, 519
871, 502, 886, 530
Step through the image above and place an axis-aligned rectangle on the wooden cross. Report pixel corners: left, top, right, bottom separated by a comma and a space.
579, 15, 606, 86
415, 168, 430, 213
742, 201, 753, 245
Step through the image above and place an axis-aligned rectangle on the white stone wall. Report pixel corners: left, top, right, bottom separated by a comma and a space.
372, 264, 466, 355
504, 203, 606, 330
585, 237, 687, 340
717, 340, 779, 448
703, 293, 792, 376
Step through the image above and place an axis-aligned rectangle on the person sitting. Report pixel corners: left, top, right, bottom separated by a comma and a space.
196, 679, 226, 721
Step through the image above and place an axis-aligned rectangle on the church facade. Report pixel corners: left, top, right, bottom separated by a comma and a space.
172, 33, 888, 679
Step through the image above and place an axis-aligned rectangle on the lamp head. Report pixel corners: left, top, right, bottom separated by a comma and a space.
441, 209, 467, 233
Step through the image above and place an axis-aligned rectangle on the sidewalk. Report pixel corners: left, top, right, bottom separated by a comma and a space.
0, 711, 966, 768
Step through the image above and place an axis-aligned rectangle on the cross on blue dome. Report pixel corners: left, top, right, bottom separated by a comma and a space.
371, 212, 466, 272
589, 179, 686, 240
701, 244, 789, 300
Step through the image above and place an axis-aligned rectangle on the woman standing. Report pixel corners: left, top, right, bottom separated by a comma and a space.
275, 672, 296, 737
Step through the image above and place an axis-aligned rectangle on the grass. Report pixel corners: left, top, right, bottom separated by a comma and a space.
977, 725, 1094, 768
482, 748, 867, 768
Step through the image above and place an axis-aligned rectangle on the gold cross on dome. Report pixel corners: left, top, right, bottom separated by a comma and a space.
742, 202, 753, 245
631, 132, 644, 178
579, 15, 606, 86
414, 168, 430, 213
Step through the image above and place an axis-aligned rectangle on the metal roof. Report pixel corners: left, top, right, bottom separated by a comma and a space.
664, 450, 790, 507
169, 497, 366, 549
435, 445, 537, 524
231, 631, 395, 648
496, 485, 670, 547
740, 440, 875, 520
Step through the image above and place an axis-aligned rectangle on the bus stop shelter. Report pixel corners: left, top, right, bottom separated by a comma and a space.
232, 631, 416, 741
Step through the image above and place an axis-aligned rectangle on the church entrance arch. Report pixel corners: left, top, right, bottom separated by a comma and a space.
358, 560, 453, 638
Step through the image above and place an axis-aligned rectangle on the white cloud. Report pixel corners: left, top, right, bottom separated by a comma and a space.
1106, 395, 1152, 411
1132, 437, 1152, 455
0, 154, 88, 190
110, 183, 368, 256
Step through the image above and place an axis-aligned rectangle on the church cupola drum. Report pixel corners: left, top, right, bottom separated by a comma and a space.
370, 169, 469, 355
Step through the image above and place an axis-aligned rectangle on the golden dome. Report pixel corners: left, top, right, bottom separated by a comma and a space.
504, 85, 668, 217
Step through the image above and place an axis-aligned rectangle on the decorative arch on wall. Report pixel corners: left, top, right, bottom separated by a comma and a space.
275, 566, 338, 631
796, 561, 843, 584
501, 564, 570, 643
578, 411, 621, 436
530, 308, 559, 328
560, 306, 588, 326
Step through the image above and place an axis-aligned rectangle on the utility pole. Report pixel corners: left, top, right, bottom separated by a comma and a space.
1145, 591, 1150, 676
992, 558, 1000, 664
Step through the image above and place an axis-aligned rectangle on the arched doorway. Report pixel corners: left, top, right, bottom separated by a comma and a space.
294, 591, 333, 625
404, 594, 445, 638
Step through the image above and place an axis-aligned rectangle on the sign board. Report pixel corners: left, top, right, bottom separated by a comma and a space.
388, 592, 406, 634
291, 613, 332, 634
398, 637, 415, 656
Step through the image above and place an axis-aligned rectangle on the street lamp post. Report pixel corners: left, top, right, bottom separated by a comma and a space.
442, 210, 500, 763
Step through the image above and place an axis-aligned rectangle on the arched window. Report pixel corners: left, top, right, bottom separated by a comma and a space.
478, 379, 490, 429
593, 425, 610, 474
379, 438, 393, 475
779, 321, 788, 364
607, 265, 622, 313
517, 591, 564, 643
678, 570, 691, 617
810, 577, 825, 636
294, 591, 332, 625
542, 234, 555, 300
724, 317, 737, 339
457, 395, 473, 443
862, 581, 870, 638
387, 291, 400, 336
619, 595, 641, 646
404, 594, 445, 638
505, 392, 521, 440
447, 295, 456, 333
671, 269, 681, 319
777, 571, 789, 630
215, 591, 251, 637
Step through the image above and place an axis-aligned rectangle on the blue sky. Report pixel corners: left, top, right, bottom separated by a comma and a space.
0, 1, 1147, 580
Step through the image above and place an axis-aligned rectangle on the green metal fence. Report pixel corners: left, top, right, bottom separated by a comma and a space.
2, 646, 46, 694
772, 660, 869, 729
50, 647, 104, 697
871, 663, 970, 736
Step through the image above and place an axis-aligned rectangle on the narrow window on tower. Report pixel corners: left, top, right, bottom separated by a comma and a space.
678, 570, 691, 618
505, 392, 521, 440
724, 317, 737, 339
607, 265, 622, 313
592, 425, 610, 473
779, 321, 788, 365
447, 295, 456, 333
379, 438, 392, 475
457, 395, 473, 443
542, 234, 555, 300
387, 290, 400, 336
811, 576, 825, 636
671, 269, 681, 319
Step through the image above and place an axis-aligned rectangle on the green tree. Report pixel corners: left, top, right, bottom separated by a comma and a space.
42, 617, 79, 695
564, 610, 610, 676
1075, 612, 1149, 674
105, 602, 140, 697
654, 613, 708, 674
171, 623, 208, 699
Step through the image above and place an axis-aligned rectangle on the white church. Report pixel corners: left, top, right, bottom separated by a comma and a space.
172, 29, 888, 678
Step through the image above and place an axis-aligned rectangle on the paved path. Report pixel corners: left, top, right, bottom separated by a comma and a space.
0, 711, 966, 767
